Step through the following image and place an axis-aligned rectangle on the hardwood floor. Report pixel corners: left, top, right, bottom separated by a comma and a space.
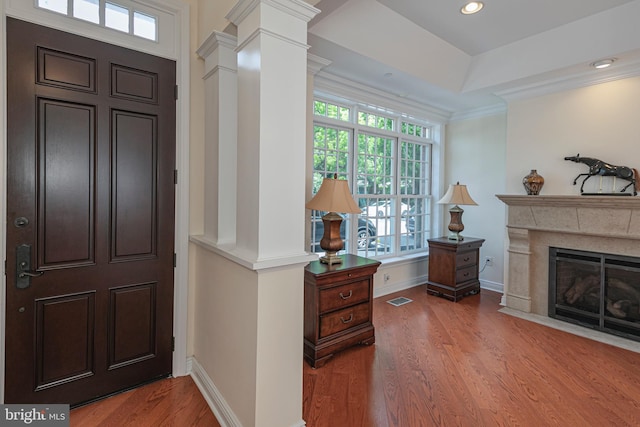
70, 376, 220, 427
71, 285, 640, 426
304, 286, 640, 427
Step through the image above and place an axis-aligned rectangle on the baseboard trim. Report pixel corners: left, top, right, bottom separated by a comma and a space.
480, 279, 504, 294
373, 275, 428, 298
189, 357, 243, 427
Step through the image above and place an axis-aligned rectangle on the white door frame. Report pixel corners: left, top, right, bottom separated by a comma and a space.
0, 0, 191, 401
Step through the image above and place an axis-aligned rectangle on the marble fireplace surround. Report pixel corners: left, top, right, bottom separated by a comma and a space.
496, 195, 640, 352
497, 195, 640, 317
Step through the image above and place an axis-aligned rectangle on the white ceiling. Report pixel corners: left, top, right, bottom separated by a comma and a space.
306, 0, 640, 118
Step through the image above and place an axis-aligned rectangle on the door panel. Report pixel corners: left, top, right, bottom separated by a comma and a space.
6, 18, 176, 406
35, 293, 95, 390
39, 99, 95, 267
109, 283, 157, 368
112, 111, 157, 260
37, 47, 97, 93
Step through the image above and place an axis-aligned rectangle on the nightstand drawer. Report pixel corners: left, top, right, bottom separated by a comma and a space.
456, 264, 478, 283
456, 251, 476, 268
319, 303, 369, 338
319, 279, 369, 313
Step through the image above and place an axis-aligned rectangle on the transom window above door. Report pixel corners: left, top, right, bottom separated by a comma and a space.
37, 0, 157, 41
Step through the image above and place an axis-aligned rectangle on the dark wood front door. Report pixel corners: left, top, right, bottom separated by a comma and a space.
5, 18, 176, 406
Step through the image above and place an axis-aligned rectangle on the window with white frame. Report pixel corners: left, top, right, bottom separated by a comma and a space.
37, 0, 158, 41
311, 98, 433, 258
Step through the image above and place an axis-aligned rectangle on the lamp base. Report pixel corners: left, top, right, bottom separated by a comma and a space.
318, 212, 345, 264
447, 232, 464, 241
319, 251, 342, 265
447, 205, 465, 241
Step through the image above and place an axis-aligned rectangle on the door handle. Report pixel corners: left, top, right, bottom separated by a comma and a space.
19, 269, 44, 278
16, 244, 43, 289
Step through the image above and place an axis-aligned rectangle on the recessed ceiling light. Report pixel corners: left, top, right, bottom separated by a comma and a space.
591, 58, 616, 69
461, 1, 484, 15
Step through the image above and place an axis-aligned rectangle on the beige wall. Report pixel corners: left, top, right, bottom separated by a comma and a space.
197, 0, 238, 44
505, 76, 640, 196
193, 249, 259, 426
445, 114, 507, 288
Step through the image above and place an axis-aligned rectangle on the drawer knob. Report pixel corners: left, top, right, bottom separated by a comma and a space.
348, 273, 352, 277
339, 290, 353, 300
340, 314, 354, 324
463, 257, 470, 262
464, 272, 469, 277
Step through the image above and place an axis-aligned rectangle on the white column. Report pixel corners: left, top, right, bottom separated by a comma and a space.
197, 32, 238, 246
228, 0, 319, 267
223, 1, 318, 426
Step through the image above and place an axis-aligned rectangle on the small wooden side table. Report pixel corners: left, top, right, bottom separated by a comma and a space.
304, 254, 381, 368
426, 237, 484, 302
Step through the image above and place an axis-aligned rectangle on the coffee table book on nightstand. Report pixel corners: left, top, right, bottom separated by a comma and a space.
426, 237, 484, 302
304, 254, 381, 368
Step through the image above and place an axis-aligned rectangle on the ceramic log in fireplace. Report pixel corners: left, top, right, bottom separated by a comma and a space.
549, 247, 640, 341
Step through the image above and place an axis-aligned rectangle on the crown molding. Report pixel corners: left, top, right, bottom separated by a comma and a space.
307, 53, 331, 75
496, 60, 640, 103
449, 102, 507, 122
314, 72, 451, 124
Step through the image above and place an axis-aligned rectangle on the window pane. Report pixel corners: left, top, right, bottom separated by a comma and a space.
74, 0, 99, 23
314, 101, 326, 116
327, 104, 338, 119
310, 125, 352, 253
339, 106, 350, 121
39, 0, 68, 14
106, 2, 129, 33
134, 11, 157, 41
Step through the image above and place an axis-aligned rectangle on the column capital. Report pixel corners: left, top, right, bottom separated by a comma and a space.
197, 31, 238, 61
226, 0, 319, 26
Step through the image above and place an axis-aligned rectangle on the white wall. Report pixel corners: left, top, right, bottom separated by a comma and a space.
505, 76, 640, 196
445, 114, 507, 291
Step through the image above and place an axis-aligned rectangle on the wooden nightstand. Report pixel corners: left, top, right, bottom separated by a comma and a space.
426, 237, 484, 302
304, 254, 381, 368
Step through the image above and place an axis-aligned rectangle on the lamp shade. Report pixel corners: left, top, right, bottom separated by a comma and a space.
437, 182, 478, 206
306, 177, 361, 214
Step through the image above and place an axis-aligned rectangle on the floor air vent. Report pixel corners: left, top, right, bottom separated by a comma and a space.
386, 297, 413, 307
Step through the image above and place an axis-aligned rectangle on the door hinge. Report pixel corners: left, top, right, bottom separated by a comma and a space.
173, 253, 177, 268
174, 85, 178, 100
174, 169, 178, 184
172, 336, 175, 352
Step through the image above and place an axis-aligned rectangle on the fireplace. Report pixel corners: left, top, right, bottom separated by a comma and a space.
497, 195, 640, 349
549, 247, 640, 341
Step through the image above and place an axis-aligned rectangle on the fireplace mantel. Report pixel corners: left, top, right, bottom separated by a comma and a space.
497, 194, 640, 315
497, 195, 640, 239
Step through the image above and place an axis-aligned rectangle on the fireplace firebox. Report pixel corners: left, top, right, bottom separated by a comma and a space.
549, 247, 640, 342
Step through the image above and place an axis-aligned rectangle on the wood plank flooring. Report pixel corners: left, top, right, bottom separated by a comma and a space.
304, 286, 640, 427
70, 375, 220, 427
71, 285, 640, 426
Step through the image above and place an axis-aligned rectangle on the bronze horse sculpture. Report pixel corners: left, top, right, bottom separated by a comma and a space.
564, 154, 639, 196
